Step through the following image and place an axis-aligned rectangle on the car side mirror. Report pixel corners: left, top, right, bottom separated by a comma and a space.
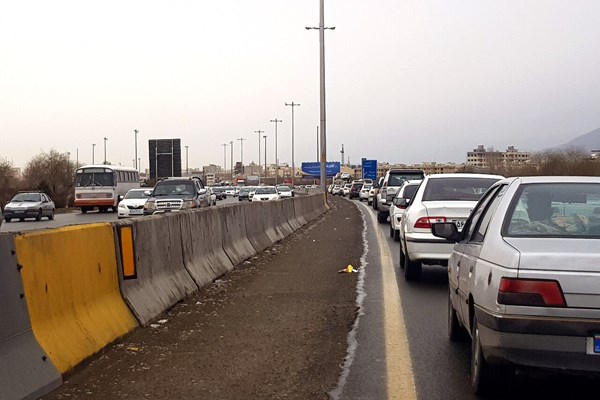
144, 190, 152, 196
431, 223, 461, 242
198, 188, 207, 195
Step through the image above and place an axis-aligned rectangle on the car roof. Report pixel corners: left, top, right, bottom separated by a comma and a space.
425, 173, 504, 179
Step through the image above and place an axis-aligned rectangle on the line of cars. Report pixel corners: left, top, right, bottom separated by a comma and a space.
238, 185, 294, 202
375, 171, 600, 394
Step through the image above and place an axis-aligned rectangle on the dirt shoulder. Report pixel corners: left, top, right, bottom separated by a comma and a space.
43, 196, 363, 400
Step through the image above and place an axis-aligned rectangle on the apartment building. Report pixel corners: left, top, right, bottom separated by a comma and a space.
467, 145, 530, 168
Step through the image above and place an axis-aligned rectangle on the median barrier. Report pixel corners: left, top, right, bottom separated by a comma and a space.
0, 234, 62, 400
220, 204, 257, 266
15, 224, 138, 374
280, 198, 302, 231
113, 213, 198, 326
244, 202, 276, 253
259, 201, 286, 243
181, 208, 234, 287
272, 200, 294, 238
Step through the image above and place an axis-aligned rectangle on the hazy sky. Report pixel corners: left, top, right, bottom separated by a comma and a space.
2, 1, 600, 170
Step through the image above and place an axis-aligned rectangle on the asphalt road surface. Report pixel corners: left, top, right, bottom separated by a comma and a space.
37, 195, 600, 399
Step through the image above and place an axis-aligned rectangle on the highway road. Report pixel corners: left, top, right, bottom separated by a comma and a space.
0, 196, 241, 233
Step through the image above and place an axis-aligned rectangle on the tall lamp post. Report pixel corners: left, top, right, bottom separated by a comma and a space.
221, 143, 228, 173
185, 145, 189, 175
307, 0, 335, 191
263, 135, 268, 180
230, 140, 234, 180
103, 137, 108, 164
237, 137, 246, 174
285, 102, 300, 185
92, 143, 96, 165
254, 129, 264, 176
270, 118, 282, 184
134, 129, 138, 170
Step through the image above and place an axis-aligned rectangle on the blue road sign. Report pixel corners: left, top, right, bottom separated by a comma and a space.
301, 162, 340, 177
362, 159, 377, 180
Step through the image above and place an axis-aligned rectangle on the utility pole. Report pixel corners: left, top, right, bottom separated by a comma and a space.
221, 143, 228, 173
185, 145, 189, 175
230, 140, 233, 180
103, 137, 108, 164
306, 0, 335, 191
92, 143, 96, 165
316, 126, 319, 162
237, 138, 246, 174
255, 129, 264, 175
134, 129, 138, 170
270, 118, 282, 185
285, 102, 300, 185
263, 135, 267, 180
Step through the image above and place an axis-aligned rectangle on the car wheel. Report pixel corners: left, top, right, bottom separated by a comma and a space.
403, 252, 422, 281
35, 210, 42, 221
393, 229, 400, 241
470, 316, 512, 395
48, 210, 55, 221
448, 289, 466, 341
81, 207, 88, 214
399, 243, 405, 268
389, 224, 394, 238
19, 218, 24, 222
368, 200, 372, 205
5, 217, 11, 222
377, 211, 387, 223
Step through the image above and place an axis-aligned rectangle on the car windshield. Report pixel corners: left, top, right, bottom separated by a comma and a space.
422, 178, 498, 201
75, 169, 115, 187
256, 187, 277, 194
240, 188, 250, 193
363, 185, 372, 190
388, 172, 424, 186
125, 190, 149, 200
397, 184, 419, 199
153, 182, 195, 196
278, 186, 291, 192
505, 183, 600, 238
12, 193, 42, 202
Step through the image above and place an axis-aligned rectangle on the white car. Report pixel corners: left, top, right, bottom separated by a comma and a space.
433, 176, 600, 394
342, 183, 352, 197
118, 188, 150, 218
277, 185, 294, 198
251, 186, 280, 202
389, 180, 421, 241
225, 187, 236, 197
399, 173, 503, 280
332, 185, 342, 195
359, 184, 372, 202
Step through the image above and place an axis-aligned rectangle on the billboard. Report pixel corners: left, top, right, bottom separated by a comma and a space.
362, 159, 377, 180
301, 162, 340, 177
149, 139, 182, 180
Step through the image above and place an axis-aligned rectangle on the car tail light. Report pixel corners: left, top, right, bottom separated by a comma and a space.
414, 216, 446, 229
497, 278, 566, 307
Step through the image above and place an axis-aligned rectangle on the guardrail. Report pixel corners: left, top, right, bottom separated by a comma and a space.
0, 193, 327, 400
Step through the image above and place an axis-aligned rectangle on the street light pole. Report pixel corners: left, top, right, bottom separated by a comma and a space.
270, 118, 282, 185
92, 143, 96, 165
221, 143, 228, 173
134, 129, 138, 170
103, 137, 108, 164
237, 138, 246, 174
230, 140, 234, 180
307, 1, 335, 191
254, 130, 264, 176
185, 145, 189, 175
285, 102, 300, 185
263, 135, 267, 180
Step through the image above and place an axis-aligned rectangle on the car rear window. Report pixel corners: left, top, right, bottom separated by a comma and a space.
506, 183, 600, 237
422, 178, 498, 201
388, 172, 424, 186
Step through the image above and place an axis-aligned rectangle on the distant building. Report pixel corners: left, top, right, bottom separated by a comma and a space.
466, 145, 530, 168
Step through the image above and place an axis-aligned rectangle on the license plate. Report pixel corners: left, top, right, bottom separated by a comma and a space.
453, 220, 465, 231
15, 210, 25, 214
129, 209, 143, 215
595, 334, 600, 353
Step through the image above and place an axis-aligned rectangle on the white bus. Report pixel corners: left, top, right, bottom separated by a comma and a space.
74, 165, 140, 213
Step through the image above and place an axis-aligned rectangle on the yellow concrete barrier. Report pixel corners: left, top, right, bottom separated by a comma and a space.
15, 224, 138, 374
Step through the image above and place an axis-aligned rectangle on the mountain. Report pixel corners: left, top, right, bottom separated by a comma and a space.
558, 127, 600, 151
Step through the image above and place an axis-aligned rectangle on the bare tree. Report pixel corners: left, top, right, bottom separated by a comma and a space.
0, 159, 20, 207
22, 150, 74, 207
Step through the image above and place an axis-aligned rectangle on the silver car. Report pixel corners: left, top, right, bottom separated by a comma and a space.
3, 191, 56, 222
432, 176, 600, 395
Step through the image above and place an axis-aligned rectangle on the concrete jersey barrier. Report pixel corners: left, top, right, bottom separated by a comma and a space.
219, 204, 257, 266
0, 234, 62, 400
243, 202, 276, 253
15, 224, 138, 374
114, 213, 198, 326
181, 208, 234, 287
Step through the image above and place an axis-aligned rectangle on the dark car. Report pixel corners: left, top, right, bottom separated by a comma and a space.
3, 191, 56, 222
211, 187, 226, 200
349, 181, 364, 199
143, 177, 210, 215
238, 187, 252, 201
